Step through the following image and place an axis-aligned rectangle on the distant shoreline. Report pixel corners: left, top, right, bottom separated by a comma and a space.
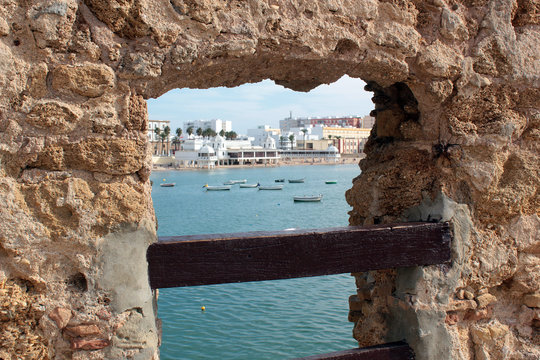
151, 156, 363, 172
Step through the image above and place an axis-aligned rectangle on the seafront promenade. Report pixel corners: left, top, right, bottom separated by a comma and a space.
152, 154, 364, 171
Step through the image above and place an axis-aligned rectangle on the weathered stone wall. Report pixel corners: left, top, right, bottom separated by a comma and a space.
0, 0, 537, 359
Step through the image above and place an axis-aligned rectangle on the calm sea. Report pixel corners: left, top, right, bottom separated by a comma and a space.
150, 164, 361, 359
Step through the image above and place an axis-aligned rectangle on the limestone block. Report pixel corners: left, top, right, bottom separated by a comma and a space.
51, 64, 115, 98
464, 290, 475, 300
118, 52, 165, 79
27, 102, 81, 133
64, 138, 146, 175
447, 299, 477, 312
440, 8, 469, 41
26, 63, 48, 98
470, 325, 491, 344
417, 40, 463, 78
28, 1, 78, 49
476, 293, 497, 308
523, 294, 540, 308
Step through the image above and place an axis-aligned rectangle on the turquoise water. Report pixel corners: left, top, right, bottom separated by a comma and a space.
151, 164, 361, 359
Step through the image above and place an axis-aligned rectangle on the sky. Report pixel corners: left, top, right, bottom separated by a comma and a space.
147, 75, 374, 135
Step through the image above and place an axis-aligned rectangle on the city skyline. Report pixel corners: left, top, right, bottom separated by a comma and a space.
147, 75, 374, 135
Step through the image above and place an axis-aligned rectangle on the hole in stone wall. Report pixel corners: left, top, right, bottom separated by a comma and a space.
147, 76, 377, 359
67, 272, 87, 292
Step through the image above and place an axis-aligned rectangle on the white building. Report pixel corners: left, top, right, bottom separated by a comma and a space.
280, 145, 341, 163
247, 125, 281, 147
183, 119, 232, 134
148, 120, 170, 141
148, 119, 172, 155
175, 134, 279, 168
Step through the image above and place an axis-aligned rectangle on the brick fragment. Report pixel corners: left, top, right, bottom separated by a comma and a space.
49, 307, 72, 329
70, 338, 110, 350
65, 324, 101, 337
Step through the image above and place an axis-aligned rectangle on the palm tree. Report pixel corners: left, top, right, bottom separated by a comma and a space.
187, 126, 194, 136
154, 127, 161, 155
159, 133, 167, 155
196, 127, 202, 136
219, 129, 225, 137
172, 128, 182, 151
279, 136, 285, 149
301, 129, 308, 150
162, 126, 171, 155
289, 134, 295, 149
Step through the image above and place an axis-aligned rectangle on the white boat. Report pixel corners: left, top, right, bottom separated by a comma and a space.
288, 178, 305, 183
239, 183, 259, 188
224, 179, 247, 185
203, 184, 232, 191
258, 185, 284, 190
160, 183, 176, 187
293, 194, 323, 202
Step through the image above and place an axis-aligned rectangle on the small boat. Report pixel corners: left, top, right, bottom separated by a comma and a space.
275, 179, 285, 183
325, 180, 337, 184
224, 179, 247, 185
288, 178, 305, 183
258, 185, 284, 190
160, 183, 176, 187
239, 183, 259, 188
203, 184, 231, 191
294, 194, 323, 202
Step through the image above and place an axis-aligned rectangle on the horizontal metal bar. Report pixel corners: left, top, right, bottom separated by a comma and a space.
147, 222, 451, 289
291, 341, 414, 360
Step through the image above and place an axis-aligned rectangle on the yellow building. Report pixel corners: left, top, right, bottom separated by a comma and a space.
322, 127, 371, 154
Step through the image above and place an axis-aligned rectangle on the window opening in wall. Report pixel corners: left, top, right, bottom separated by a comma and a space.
147, 75, 374, 359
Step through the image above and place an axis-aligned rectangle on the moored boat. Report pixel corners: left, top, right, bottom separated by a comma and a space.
203, 184, 232, 191
160, 183, 176, 187
224, 179, 247, 185
288, 178, 305, 183
258, 185, 284, 190
293, 194, 323, 202
325, 180, 337, 184
274, 179, 285, 182
239, 183, 259, 188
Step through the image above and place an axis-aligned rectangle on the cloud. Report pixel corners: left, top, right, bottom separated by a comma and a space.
147, 75, 373, 134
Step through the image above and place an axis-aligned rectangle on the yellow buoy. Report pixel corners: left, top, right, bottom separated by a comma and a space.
163, 178, 166, 181
201, 306, 206, 311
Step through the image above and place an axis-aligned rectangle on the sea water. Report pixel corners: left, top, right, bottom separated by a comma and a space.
151, 164, 361, 359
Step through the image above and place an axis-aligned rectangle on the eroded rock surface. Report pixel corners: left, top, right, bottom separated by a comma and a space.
0, 0, 538, 359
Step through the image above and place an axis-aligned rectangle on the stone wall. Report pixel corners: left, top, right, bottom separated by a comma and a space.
0, 0, 537, 359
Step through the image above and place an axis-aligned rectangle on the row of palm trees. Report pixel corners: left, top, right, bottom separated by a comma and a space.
154, 125, 339, 155
153, 126, 239, 155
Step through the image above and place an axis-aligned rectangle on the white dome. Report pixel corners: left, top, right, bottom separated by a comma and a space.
214, 134, 225, 143
199, 145, 215, 154
327, 145, 339, 153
